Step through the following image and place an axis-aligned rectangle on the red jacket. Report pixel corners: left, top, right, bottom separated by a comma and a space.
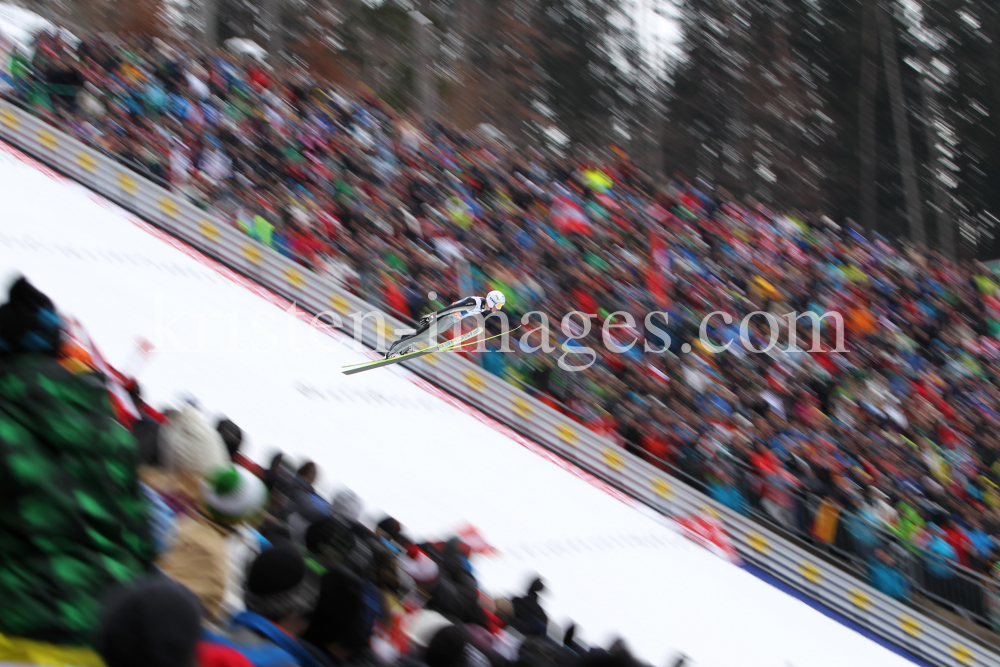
384, 279, 410, 320
641, 431, 673, 464
198, 640, 254, 667
943, 525, 971, 567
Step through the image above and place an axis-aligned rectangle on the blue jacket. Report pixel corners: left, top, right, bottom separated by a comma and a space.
925, 535, 957, 579
140, 482, 177, 556
206, 611, 324, 667
844, 507, 882, 550
966, 528, 994, 558
708, 482, 749, 516
481, 349, 507, 378
868, 559, 910, 602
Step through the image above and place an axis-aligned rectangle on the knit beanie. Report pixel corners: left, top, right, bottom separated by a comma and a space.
244, 545, 320, 621
159, 406, 229, 475
97, 575, 202, 667
0, 276, 62, 357
301, 566, 372, 652
201, 465, 268, 524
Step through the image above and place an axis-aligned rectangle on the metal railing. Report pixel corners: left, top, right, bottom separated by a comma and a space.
624, 437, 1000, 637
0, 88, 174, 190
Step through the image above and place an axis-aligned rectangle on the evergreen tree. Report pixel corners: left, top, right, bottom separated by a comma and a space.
536, 0, 625, 150
665, 0, 831, 210
920, 0, 1000, 256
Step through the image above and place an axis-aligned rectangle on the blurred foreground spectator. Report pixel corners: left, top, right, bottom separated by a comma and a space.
0, 278, 153, 662
98, 575, 253, 667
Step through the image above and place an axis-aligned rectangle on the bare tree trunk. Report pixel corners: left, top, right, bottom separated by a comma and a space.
724, 8, 748, 192
877, 0, 925, 245
914, 36, 954, 257
858, 0, 879, 231
201, 0, 218, 48
258, 0, 283, 57
771, 4, 811, 208
409, 11, 438, 121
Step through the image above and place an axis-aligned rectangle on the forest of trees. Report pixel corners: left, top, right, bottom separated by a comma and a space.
20, 0, 1000, 258
663, 0, 1000, 259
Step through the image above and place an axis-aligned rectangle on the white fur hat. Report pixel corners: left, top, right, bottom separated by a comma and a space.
158, 406, 229, 476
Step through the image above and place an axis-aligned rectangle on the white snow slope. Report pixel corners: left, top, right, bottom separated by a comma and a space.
0, 141, 918, 667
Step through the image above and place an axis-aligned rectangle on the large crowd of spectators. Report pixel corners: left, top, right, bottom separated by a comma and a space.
0, 277, 666, 667
7, 25, 1000, 635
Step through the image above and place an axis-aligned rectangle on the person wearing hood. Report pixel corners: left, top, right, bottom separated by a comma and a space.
925, 524, 958, 579
143, 404, 232, 517
0, 277, 154, 665
430, 539, 485, 627
867, 548, 911, 602
510, 578, 547, 638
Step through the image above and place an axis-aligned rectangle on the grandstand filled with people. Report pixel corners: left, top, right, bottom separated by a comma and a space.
5, 21, 1000, 667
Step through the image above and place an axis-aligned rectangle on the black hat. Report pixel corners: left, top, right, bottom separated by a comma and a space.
245, 545, 320, 621
425, 625, 471, 667
0, 277, 62, 357
376, 516, 402, 541
216, 418, 243, 459
301, 566, 372, 653
305, 516, 357, 567
97, 575, 202, 667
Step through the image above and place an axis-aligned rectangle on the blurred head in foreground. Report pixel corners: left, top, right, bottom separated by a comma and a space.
0, 276, 62, 357
98, 576, 202, 667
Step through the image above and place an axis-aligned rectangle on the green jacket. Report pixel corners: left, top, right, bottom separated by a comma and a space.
889, 502, 925, 553
253, 215, 274, 247
0, 356, 153, 646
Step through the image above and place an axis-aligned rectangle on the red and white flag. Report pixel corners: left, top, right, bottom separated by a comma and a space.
676, 509, 742, 564
551, 195, 593, 236
61, 316, 141, 425
455, 523, 499, 557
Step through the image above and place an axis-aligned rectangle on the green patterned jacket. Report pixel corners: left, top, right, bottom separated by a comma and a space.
0, 355, 153, 647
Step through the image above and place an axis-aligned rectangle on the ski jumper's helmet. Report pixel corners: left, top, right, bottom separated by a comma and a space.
486, 290, 506, 310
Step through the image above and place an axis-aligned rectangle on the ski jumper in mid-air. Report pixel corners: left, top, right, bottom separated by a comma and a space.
385, 290, 506, 358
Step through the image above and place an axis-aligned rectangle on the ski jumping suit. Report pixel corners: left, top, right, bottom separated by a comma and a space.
385, 296, 489, 357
